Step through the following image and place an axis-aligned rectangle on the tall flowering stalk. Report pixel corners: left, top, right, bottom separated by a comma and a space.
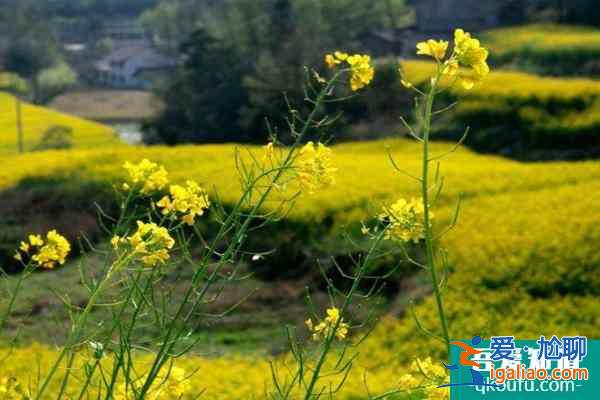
266, 52, 383, 400
400, 29, 489, 360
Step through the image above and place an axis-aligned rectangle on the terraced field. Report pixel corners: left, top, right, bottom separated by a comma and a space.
1, 139, 598, 398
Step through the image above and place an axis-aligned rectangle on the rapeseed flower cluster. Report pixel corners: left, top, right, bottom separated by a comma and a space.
113, 367, 189, 400
414, 28, 489, 90
112, 221, 175, 267
380, 198, 431, 243
416, 40, 448, 61
156, 367, 190, 399
410, 357, 447, 381
0, 377, 26, 399
305, 307, 349, 341
157, 180, 210, 226
397, 358, 449, 399
296, 141, 337, 194
123, 159, 169, 194
325, 51, 374, 91
14, 230, 71, 269
452, 29, 490, 89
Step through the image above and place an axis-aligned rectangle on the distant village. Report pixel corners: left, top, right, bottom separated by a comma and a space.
63, 0, 502, 90
63, 21, 177, 90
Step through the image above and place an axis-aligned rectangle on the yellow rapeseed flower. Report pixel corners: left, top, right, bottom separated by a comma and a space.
157, 180, 210, 226
347, 54, 375, 91
398, 373, 419, 391
397, 358, 449, 398
115, 221, 175, 267
28, 234, 43, 247
411, 357, 447, 380
400, 79, 414, 88
296, 141, 337, 194
325, 54, 338, 69
325, 51, 349, 69
416, 39, 449, 61
263, 142, 275, 161
15, 230, 71, 269
123, 159, 169, 194
324, 51, 374, 91
160, 367, 190, 398
334, 51, 349, 61
442, 59, 459, 76
425, 386, 450, 399
110, 235, 121, 249
112, 367, 189, 400
0, 377, 25, 399
18, 241, 30, 253
380, 198, 432, 243
305, 307, 349, 341
453, 29, 490, 89
409, 29, 489, 90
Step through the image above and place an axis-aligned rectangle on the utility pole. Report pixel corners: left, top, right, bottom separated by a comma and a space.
13, 74, 25, 153
16, 95, 23, 153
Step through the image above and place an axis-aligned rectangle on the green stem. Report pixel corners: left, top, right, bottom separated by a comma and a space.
0, 265, 33, 331
422, 77, 451, 358
56, 352, 76, 399
76, 360, 100, 400
302, 231, 385, 400
137, 71, 344, 400
101, 269, 148, 400
34, 255, 131, 400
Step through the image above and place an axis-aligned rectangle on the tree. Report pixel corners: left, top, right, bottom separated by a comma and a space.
218, 0, 411, 139
37, 63, 78, 105
0, 0, 60, 152
139, 1, 189, 55
144, 0, 411, 144
1, 0, 62, 104
143, 29, 250, 144
45, 0, 159, 17
514, 0, 600, 26
2, 35, 58, 153
4, 39, 60, 104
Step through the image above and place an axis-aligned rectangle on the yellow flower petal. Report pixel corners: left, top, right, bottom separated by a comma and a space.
325, 54, 337, 69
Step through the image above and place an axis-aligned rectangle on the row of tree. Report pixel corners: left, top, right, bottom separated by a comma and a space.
0, 1, 78, 104
141, 0, 411, 144
142, 0, 600, 145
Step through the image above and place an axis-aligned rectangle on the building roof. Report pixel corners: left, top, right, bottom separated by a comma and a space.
95, 42, 177, 73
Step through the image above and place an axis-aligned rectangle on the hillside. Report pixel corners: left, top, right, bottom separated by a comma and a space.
396, 60, 600, 158
1, 139, 598, 326
482, 24, 600, 76
0, 92, 120, 154
1, 138, 598, 398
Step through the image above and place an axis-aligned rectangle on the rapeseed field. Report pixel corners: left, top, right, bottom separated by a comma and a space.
0, 92, 120, 154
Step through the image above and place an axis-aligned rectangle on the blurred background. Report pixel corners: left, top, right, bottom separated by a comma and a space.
2, 0, 600, 157
0, 1, 598, 390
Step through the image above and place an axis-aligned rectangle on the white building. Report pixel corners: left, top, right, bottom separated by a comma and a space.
95, 43, 177, 89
